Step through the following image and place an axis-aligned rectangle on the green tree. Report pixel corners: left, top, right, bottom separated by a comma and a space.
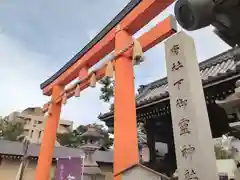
97, 124, 113, 149
0, 120, 24, 141
99, 77, 114, 103
57, 132, 81, 148
57, 123, 113, 149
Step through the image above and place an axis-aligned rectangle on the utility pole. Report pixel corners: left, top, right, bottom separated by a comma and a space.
16, 136, 30, 180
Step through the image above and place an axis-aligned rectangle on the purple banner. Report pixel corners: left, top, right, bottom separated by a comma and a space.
55, 157, 84, 180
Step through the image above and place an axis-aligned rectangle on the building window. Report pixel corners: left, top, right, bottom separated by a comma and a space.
26, 118, 31, 124
30, 130, 34, 138
38, 131, 42, 139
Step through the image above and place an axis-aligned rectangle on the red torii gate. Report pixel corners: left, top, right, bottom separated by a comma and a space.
35, 0, 176, 180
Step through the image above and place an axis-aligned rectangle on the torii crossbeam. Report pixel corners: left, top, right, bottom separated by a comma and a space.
35, 0, 176, 180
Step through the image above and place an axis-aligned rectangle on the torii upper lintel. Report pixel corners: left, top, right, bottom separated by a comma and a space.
40, 0, 175, 96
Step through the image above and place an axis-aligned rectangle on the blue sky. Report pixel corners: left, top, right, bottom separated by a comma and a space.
0, 0, 230, 126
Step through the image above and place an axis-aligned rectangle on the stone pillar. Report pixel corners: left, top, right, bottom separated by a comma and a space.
164, 31, 218, 180
35, 85, 63, 180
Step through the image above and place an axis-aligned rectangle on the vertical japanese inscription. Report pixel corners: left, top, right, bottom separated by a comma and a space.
170, 44, 180, 55
178, 118, 190, 136
174, 79, 184, 90
184, 169, 199, 180
60, 164, 64, 180
170, 44, 198, 179
180, 145, 195, 160
176, 98, 188, 108
172, 61, 184, 72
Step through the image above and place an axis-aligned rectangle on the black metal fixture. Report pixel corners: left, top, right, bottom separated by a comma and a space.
174, 0, 240, 47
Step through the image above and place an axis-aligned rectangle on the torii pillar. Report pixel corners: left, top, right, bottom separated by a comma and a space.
114, 27, 139, 180
34, 85, 63, 180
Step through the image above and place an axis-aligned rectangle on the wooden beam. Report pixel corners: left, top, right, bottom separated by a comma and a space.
42, 0, 175, 95
43, 16, 177, 110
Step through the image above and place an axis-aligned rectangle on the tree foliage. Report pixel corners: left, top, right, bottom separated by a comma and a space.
99, 77, 114, 103
57, 123, 113, 149
0, 119, 24, 141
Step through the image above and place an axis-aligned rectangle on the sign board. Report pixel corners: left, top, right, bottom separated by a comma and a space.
164, 31, 218, 180
121, 164, 169, 180
55, 157, 84, 180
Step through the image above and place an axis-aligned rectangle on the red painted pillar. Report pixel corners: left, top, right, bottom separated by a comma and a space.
35, 85, 63, 180
114, 28, 139, 179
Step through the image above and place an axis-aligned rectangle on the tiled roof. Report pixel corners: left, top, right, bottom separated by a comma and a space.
99, 47, 240, 120
136, 47, 240, 104
0, 140, 113, 163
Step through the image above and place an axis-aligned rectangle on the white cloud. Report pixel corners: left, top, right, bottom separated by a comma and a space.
0, 33, 51, 115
